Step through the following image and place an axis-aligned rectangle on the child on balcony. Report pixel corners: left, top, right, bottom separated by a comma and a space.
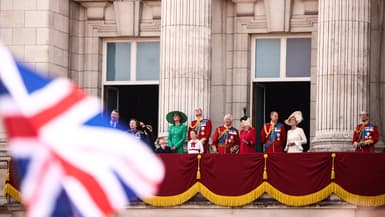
187, 131, 204, 154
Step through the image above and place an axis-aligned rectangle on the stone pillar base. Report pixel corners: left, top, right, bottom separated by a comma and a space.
311, 133, 355, 152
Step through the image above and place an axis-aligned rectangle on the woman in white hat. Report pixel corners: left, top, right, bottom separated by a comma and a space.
284, 111, 307, 153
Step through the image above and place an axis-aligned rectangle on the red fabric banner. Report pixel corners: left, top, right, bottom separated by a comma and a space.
334, 153, 385, 195
267, 152, 332, 195
6, 153, 385, 207
200, 154, 264, 196
156, 154, 197, 196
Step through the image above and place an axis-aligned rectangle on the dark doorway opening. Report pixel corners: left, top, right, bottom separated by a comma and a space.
104, 85, 159, 139
253, 82, 310, 152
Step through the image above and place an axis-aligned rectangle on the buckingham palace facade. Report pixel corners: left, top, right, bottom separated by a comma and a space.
0, 0, 384, 152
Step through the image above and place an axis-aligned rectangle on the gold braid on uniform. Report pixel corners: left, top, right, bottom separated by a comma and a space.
264, 123, 275, 139
190, 118, 202, 129
354, 121, 368, 142
218, 125, 230, 140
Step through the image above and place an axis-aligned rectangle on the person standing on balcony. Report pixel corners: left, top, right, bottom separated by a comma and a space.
261, 111, 286, 153
167, 111, 188, 153
187, 131, 204, 154
109, 110, 127, 131
127, 118, 146, 142
239, 118, 257, 154
352, 111, 379, 152
212, 114, 240, 154
285, 111, 307, 153
188, 108, 212, 153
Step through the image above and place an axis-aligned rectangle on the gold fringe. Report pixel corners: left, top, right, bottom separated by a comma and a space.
196, 154, 202, 180
331, 153, 336, 180
3, 157, 22, 202
333, 183, 385, 207
3, 183, 22, 202
143, 182, 385, 207
265, 182, 334, 206
199, 182, 265, 207
263, 154, 268, 180
143, 183, 200, 206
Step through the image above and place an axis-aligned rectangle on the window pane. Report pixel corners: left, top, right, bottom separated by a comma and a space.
106, 42, 131, 81
136, 42, 160, 81
286, 38, 311, 77
255, 39, 280, 78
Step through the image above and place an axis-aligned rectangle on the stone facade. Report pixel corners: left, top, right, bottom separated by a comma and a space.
0, 0, 384, 149
158, 0, 211, 133
1, 0, 385, 215
311, 0, 372, 151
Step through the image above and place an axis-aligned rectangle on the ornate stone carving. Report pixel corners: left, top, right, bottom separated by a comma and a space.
76, 0, 112, 20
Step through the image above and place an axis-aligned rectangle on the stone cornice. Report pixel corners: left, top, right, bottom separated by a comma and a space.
73, 0, 113, 3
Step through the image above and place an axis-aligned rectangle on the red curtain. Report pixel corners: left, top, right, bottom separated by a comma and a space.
6, 153, 385, 207
334, 153, 385, 195
267, 153, 332, 195
199, 154, 264, 196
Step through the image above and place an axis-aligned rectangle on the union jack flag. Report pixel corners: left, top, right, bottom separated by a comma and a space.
0, 45, 164, 217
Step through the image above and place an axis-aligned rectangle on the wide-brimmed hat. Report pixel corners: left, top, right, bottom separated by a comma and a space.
166, 111, 187, 124
285, 111, 303, 125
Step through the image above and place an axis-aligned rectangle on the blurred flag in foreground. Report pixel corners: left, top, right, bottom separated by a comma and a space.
0, 45, 164, 217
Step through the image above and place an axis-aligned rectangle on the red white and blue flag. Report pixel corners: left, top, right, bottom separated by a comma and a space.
0, 45, 164, 217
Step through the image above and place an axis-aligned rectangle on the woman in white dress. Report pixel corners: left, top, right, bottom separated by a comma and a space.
284, 111, 307, 153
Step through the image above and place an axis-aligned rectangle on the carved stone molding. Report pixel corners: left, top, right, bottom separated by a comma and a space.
231, 0, 318, 34
76, 0, 112, 20
303, 0, 318, 15
232, 0, 257, 17
113, 0, 140, 36
144, 0, 161, 20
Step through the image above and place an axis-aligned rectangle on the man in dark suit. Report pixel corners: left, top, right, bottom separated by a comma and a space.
109, 110, 127, 130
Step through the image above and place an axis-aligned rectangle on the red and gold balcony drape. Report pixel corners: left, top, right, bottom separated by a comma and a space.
4, 153, 385, 207
144, 153, 385, 207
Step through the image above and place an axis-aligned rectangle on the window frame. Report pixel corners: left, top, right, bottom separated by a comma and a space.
102, 38, 160, 86
250, 34, 312, 82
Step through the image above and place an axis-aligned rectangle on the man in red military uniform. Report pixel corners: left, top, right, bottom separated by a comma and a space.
352, 111, 379, 152
188, 108, 212, 153
260, 111, 286, 153
211, 114, 240, 154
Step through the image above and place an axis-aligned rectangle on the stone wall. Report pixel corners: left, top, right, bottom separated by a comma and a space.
211, 0, 317, 130
0, 0, 70, 77
0, 0, 70, 148
0, 0, 384, 148
370, 0, 385, 151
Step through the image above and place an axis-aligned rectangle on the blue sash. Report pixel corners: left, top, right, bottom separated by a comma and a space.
360, 123, 374, 140
218, 127, 236, 144
263, 123, 281, 152
195, 119, 208, 134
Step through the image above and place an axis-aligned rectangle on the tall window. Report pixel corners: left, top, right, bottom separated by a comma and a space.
252, 36, 311, 81
104, 40, 160, 84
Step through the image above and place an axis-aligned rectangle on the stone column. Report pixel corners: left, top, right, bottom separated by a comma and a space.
158, 0, 211, 134
311, 0, 371, 151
